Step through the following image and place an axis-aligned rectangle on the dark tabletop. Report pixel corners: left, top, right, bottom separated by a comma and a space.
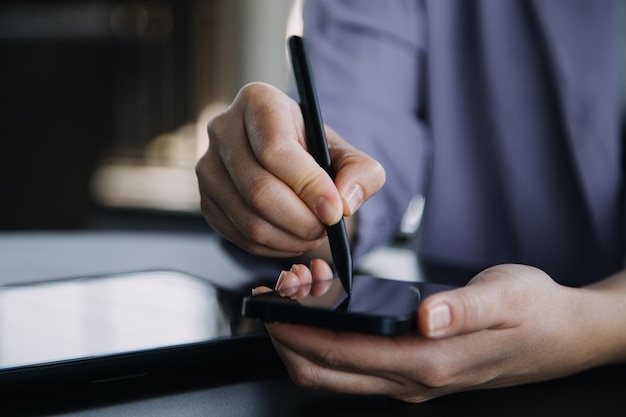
6, 356, 626, 417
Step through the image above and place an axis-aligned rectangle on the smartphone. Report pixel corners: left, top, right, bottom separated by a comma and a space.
0, 270, 271, 392
242, 275, 456, 336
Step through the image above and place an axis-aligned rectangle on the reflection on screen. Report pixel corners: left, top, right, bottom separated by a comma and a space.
290, 275, 428, 316
0, 271, 234, 369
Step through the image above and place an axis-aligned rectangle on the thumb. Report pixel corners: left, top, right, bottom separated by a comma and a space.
325, 126, 386, 216
418, 267, 528, 339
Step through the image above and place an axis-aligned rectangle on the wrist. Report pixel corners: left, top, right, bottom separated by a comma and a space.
576, 274, 626, 366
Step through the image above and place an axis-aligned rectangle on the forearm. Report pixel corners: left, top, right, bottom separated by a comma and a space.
577, 267, 626, 366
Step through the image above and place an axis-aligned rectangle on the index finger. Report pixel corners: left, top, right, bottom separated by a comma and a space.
243, 91, 344, 226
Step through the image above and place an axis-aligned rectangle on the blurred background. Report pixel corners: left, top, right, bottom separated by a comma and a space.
0, 0, 301, 233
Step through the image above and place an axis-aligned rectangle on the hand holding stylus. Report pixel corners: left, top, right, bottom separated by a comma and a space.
196, 81, 385, 261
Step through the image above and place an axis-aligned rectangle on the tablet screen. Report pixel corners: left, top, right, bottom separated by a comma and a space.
0, 270, 261, 374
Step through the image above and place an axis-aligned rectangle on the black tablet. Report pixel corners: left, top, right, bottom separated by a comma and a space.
0, 270, 271, 392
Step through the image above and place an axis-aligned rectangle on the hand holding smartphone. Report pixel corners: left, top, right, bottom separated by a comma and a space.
242, 274, 456, 336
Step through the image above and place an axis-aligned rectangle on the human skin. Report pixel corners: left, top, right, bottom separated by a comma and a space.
195, 82, 384, 263
256, 262, 626, 403
196, 82, 626, 402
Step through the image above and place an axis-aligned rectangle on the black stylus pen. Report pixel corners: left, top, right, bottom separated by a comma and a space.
288, 35, 353, 295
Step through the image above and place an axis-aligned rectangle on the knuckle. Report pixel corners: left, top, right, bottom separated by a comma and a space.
393, 394, 431, 404
288, 365, 324, 390
236, 235, 269, 257
318, 348, 345, 369
418, 364, 455, 389
246, 175, 275, 212
195, 157, 220, 191
294, 171, 330, 202
194, 155, 206, 179
256, 141, 331, 206
393, 388, 440, 404
239, 82, 289, 113
287, 349, 344, 389
301, 226, 326, 242
239, 83, 284, 119
239, 81, 271, 101
206, 113, 228, 142
198, 194, 215, 217
239, 215, 267, 244
460, 292, 486, 328
255, 134, 291, 167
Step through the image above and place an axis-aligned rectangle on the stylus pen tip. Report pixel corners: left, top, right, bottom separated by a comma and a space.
338, 267, 352, 295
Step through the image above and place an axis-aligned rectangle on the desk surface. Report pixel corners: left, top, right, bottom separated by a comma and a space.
6, 362, 626, 417
1, 231, 624, 416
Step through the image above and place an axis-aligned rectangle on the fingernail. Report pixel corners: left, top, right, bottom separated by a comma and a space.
290, 264, 300, 274
427, 303, 451, 336
275, 270, 287, 290
342, 183, 364, 215
315, 196, 341, 225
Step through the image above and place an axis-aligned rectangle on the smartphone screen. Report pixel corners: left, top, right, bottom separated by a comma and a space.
242, 275, 456, 336
0, 270, 267, 389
